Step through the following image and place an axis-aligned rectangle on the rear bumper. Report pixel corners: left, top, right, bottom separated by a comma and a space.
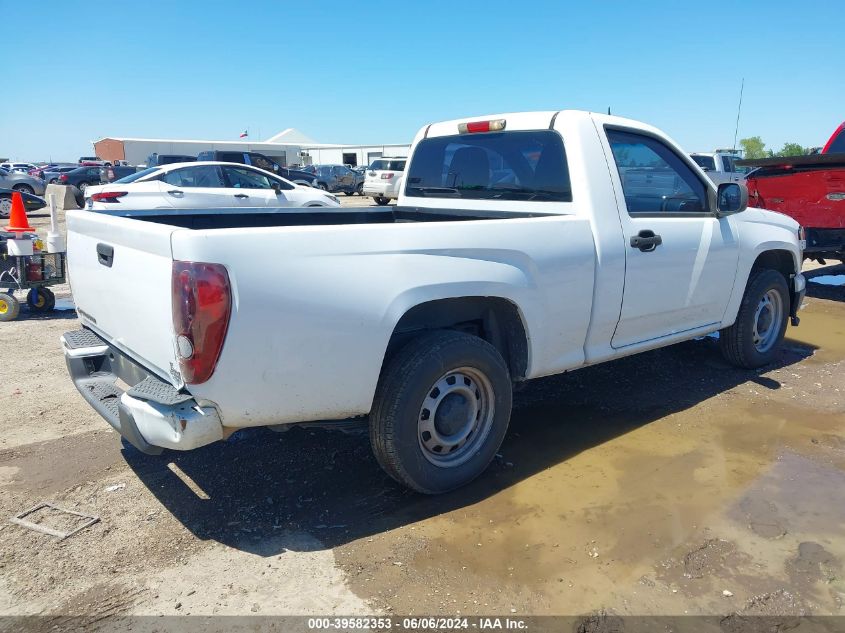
62, 329, 223, 454
363, 182, 398, 198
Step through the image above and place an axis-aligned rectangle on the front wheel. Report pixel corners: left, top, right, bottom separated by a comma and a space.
0, 195, 12, 218
0, 293, 21, 321
13, 184, 34, 195
720, 269, 790, 368
356, 182, 364, 196
369, 330, 513, 494
374, 196, 390, 206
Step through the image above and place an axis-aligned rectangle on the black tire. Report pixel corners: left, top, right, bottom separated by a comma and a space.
0, 195, 12, 218
369, 330, 513, 494
356, 182, 364, 196
317, 182, 328, 191
78, 181, 90, 194
0, 293, 21, 321
343, 190, 353, 196
12, 184, 34, 195
27, 287, 54, 312
719, 269, 790, 369
374, 196, 391, 206
49, 178, 58, 184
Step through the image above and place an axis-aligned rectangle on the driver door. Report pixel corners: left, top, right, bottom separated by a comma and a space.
605, 129, 740, 348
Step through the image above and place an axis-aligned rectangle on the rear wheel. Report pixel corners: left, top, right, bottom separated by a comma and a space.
78, 181, 90, 194
12, 184, 33, 195
26, 287, 55, 312
356, 182, 364, 196
369, 330, 513, 494
317, 182, 328, 191
374, 196, 390, 206
720, 269, 790, 368
0, 195, 12, 218
0, 293, 20, 321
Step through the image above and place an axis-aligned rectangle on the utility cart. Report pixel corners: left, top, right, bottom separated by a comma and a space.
0, 236, 67, 321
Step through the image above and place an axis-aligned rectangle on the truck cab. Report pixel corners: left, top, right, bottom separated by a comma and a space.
689, 151, 749, 185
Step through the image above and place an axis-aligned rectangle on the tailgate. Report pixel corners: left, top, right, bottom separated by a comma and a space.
66, 210, 182, 387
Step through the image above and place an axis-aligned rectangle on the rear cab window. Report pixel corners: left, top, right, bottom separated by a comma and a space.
405, 130, 572, 202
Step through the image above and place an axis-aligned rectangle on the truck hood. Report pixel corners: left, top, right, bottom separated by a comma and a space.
737, 206, 801, 232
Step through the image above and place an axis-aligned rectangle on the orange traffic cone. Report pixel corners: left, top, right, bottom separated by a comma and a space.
5, 191, 34, 234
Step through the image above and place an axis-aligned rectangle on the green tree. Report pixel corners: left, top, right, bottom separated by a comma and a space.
739, 136, 768, 159
775, 142, 807, 157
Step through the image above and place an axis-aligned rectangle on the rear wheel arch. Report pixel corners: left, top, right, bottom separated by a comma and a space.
381, 296, 530, 382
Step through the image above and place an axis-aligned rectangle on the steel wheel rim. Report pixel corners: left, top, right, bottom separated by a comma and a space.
752, 289, 783, 353
79, 182, 87, 193
0, 198, 11, 217
418, 366, 495, 467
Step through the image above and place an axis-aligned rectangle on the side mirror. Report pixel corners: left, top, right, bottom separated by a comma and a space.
716, 182, 747, 216
271, 181, 282, 194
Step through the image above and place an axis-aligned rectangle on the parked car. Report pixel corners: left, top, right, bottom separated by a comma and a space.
0, 167, 46, 196
30, 163, 72, 178
689, 152, 749, 185
313, 164, 365, 195
0, 188, 45, 218
61, 109, 804, 494
78, 156, 105, 165
59, 165, 105, 194
363, 157, 407, 205
83, 161, 340, 211
0, 162, 37, 174
99, 165, 139, 183
196, 150, 284, 174
276, 167, 319, 187
147, 153, 197, 168
739, 121, 845, 263
42, 165, 80, 184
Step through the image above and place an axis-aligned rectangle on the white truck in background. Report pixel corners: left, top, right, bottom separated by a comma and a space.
62, 110, 805, 494
689, 151, 750, 185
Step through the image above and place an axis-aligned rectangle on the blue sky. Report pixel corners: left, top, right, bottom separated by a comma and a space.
2, 0, 842, 161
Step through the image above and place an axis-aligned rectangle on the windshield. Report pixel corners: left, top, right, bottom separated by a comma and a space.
405, 130, 572, 202
115, 167, 160, 183
690, 155, 716, 171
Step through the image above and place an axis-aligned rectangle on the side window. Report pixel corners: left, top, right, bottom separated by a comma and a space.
162, 165, 224, 188
88, 168, 100, 176
219, 152, 244, 164
721, 156, 735, 172
607, 130, 708, 214
223, 166, 274, 189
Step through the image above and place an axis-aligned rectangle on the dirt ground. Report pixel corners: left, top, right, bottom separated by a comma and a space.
1, 198, 844, 629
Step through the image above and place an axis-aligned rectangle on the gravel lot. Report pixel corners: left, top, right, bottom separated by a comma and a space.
1, 197, 844, 629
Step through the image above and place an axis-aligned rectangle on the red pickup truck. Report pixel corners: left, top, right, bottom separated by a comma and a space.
741, 123, 845, 262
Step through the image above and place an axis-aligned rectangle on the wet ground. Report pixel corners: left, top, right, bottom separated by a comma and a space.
0, 200, 843, 627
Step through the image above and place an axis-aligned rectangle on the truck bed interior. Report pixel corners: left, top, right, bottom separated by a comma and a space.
94, 206, 556, 230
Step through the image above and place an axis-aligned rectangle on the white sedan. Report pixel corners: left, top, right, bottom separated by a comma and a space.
84, 162, 341, 211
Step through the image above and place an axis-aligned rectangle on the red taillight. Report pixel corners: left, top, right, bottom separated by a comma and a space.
91, 191, 128, 203
59, 174, 68, 182
458, 119, 507, 134
381, 172, 394, 179
171, 261, 231, 385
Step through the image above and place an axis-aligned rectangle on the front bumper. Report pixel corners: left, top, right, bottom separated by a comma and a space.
62, 329, 223, 454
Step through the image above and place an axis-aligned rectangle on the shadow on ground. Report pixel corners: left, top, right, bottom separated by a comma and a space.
124, 336, 814, 556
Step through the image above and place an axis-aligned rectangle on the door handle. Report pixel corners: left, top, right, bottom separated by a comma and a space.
234, 193, 249, 199
630, 230, 662, 252
96, 243, 114, 267
167, 190, 184, 196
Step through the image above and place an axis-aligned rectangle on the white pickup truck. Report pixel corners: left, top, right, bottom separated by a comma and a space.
62, 110, 806, 494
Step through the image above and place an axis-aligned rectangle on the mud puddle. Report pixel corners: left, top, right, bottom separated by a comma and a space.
336, 298, 845, 615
